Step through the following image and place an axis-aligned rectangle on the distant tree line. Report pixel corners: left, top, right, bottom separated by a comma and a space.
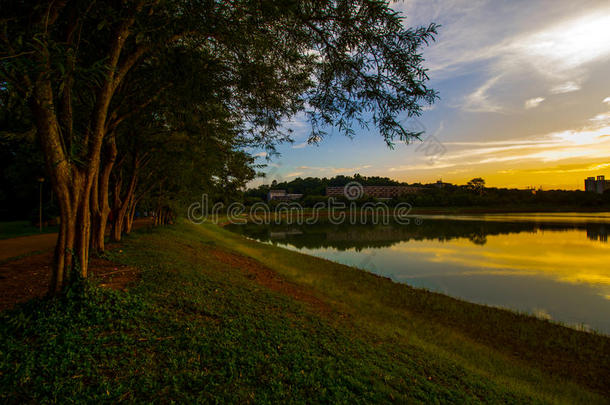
245, 174, 402, 201
399, 184, 610, 208
245, 175, 610, 208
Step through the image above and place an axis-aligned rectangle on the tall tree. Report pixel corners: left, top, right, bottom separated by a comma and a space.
1, 0, 438, 294
467, 178, 486, 195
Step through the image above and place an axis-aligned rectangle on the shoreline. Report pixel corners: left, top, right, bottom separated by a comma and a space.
410, 206, 610, 214
1, 222, 608, 403
221, 207, 610, 226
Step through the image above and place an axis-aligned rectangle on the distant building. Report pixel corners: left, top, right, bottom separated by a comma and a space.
585, 177, 594, 192
325, 185, 421, 199
267, 189, 303, 201
585, 176, 610, 194
434, 180, 452, 188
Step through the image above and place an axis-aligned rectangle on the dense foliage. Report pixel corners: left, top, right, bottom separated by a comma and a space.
245, 175, 610, 208
0, 0, 438, 291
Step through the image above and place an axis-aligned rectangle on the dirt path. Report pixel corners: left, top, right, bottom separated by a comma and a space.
0, 219, 153, 262
0, 250, 140, 311
0, 233, 57, 262
0, 219, 152, 311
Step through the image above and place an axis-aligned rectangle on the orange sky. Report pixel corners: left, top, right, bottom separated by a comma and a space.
251, 1, 610, 190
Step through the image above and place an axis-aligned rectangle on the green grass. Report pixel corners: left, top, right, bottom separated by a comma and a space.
1, 222, 608, 403
0, 221, 58, 239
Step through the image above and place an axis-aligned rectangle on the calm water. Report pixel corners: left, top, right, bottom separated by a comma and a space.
227, 213, 610, 333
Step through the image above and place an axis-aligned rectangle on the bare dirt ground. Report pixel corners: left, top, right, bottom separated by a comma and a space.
0, 251, 140, 311
0, 233, 57, 262
0, 219, 332, 317
0, 219, 153, 262
208, 247, 333, 316
0, 219, 152, 311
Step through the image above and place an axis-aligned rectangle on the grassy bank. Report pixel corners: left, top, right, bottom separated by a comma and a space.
1, 222, 608, 403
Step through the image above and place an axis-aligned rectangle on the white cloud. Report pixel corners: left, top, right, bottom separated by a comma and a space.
528, 163, 610, 175
328, 165, 373, 174
444, 140, 552, 146
461, 75, 504, 113
400, 2, 610, 113
590, 112, 610, 124
283, 113, 310, 140
603, 97, 610, 105
388, 162, 456, 172
253, 151, 267, 158
285, 172, 304, 178
398, 2, 610, 72
550, 81, 581, 94
524, 97, 545, 109
292, 142, 308, 149
273, 164, 376, 179
518, 11, 610, 75
497, 10, 610, 93
392, 107, 610, 172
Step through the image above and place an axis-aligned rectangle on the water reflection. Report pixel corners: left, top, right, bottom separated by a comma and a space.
227, 214, 610, 333
231, 219, 609, 249
587, 223, 608, 242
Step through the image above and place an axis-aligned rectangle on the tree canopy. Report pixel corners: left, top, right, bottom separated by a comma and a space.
0, 0, 439, 293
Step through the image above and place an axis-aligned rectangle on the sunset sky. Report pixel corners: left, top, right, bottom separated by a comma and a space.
252, 0, 610, 190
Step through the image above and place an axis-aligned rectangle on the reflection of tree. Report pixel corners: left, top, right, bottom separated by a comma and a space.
468, 233, 487, 245
228, 220, 604, 250
586, 224, 608, 243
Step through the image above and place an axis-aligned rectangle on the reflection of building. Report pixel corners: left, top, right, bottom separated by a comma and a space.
586, 224, 608, 242
585, 175, 610, 194
269, 229, 303, 239
267, 189, 303, 201
325, 185, 421, 199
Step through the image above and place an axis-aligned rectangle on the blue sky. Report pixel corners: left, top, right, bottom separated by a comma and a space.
250, 0, 610, 190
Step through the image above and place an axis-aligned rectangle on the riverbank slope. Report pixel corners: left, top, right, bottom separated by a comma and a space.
1, 222, 608, 403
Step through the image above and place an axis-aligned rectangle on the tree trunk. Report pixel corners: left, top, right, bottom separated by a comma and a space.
110, 177, 124, 242
31, 81, 90, 293
125, 199, 137, 234
110, 154, 139, 241
153, 207, 161, 226
112, 212, 125, 241
75, 185, 92, 278
162, 208, 170, 225
46, 169, 93, 292
91, 137, 118, 252
25, 9, 140, 295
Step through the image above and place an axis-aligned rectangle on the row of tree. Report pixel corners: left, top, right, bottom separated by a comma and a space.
245, 175, 610, 207
396, 185, 610, 208
1, 1, 438, 293
245, 174, 404, 200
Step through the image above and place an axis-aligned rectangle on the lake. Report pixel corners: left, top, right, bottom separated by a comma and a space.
227, 213, 610, 334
